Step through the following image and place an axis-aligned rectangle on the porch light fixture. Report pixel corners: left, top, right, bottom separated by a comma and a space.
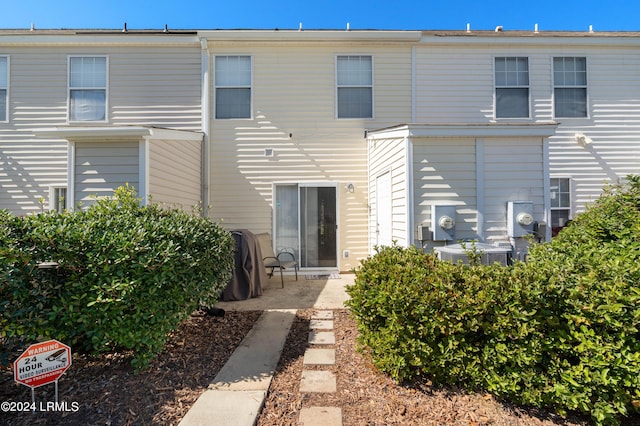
345, 183, 355, 193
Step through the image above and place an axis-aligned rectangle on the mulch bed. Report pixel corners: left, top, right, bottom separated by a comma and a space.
257, 309, 636, 426
0, 310, 262, 425
2, 308, 638, 425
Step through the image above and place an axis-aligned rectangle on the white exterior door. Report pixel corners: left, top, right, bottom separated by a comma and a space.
376, 172, 392, 246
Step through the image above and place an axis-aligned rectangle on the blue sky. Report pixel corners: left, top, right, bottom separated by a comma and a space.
1, 0, 638, 32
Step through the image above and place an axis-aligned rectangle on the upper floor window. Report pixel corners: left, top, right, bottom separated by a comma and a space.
550, 177, 571, 237
215, 56, 251, 119
337, 55, 373, 119
0, 56, 8, 122
69, 56, 107, 122
495, 57, 529, 118
554, 57, 587, 118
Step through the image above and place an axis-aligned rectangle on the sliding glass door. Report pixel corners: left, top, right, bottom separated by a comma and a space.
274, 183, 337, 268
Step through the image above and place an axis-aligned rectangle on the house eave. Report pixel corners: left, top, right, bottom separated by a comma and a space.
368, 122, 559, 139
34, 126, 203, 142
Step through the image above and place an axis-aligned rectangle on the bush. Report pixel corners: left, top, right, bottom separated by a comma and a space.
1, 186, 234, 369
347, 176, 640, 425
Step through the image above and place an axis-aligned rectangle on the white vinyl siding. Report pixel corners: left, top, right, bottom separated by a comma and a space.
495, 57, 529, 118
337, 55, 373, 119
69, 56, 108, 122
368, 137, 408, 248
412, 138, 477, 243
215, 55, 251, 119
148, 139, 202, 208
482, 138, 544, 242
74, 141, 139, 207
0, 56, 7, 122
553, 57, 587, 118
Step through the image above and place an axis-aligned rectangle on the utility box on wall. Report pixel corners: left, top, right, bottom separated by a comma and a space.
431, 204, 456, 241
507, 201, 534, 238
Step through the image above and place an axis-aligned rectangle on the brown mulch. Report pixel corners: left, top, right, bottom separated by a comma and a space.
257, 309, 635, 426
2, 308, 638, 425
0, 310, 262, 425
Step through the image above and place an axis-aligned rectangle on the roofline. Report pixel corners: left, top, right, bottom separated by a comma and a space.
0, 29, 200, 46
198, 29, 422, 42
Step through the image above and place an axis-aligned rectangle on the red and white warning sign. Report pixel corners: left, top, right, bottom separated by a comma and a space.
14, 339, 72, 388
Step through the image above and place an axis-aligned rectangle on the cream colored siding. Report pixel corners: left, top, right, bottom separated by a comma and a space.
148, 139, 202, 208
109, 48, 202, 129
412, 138, 477, 246
0, 38, 201, 213
368, 137, 408, 248
208, 41, 413, 270
415, 53, 494, 123
74, 141, 139, 206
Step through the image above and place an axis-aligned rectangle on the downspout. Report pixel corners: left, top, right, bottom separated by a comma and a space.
476, 138, 485, 240
199, 36, 211, 217
406, 136, 414, 247
411, 45, 416, 124
67, 141, 75, 211
542, 137, 551, 241
139, 138, 149, 206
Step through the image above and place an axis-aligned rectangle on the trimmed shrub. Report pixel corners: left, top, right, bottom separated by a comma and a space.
347, 176, 640, 425
1, 186, 234, 369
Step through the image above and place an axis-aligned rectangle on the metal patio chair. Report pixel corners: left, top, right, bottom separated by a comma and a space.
255, 232, 298, 288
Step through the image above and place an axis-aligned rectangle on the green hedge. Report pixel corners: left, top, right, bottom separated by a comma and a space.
346, 177, 640, 425
1, 186, 234, 369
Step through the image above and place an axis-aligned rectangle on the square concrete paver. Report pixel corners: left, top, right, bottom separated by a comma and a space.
308, 331, 335, 345
299, 406, 342, 425
300, 370, 337, 393
310, 319, 334, 330
312, 310, 334, 320
303, 348, 335, 365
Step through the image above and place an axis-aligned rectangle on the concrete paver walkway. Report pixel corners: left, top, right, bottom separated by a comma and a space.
179, 274, 351, 426
298, 309, 342, 425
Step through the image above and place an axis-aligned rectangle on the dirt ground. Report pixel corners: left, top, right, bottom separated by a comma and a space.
1, 309, 638, 425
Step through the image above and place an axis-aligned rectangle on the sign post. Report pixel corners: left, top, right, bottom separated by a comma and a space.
14, 339, 72, 403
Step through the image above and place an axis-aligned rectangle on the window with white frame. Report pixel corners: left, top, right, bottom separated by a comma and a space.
495, 57, 529, 118
554, 57, 587, 118
337, 55, 373, 119
49, 186, 67, 213
215, 56, 252, 119
0, 56, 8, 122
69, 56, 107, 121
550, 177, 571, 236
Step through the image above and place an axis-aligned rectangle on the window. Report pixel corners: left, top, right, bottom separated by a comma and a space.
550, 177, 571, 236
337, 55, 372, 118
554, 57, 587, 118
495, 57, 529, 118
69, 56, 107, 121
49, 186, 67, 213
215, 56, 251, 119
0, 56, 8, 122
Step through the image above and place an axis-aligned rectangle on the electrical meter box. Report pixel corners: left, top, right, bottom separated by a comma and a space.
431, 204, 456, 241
507, 201, 534, 238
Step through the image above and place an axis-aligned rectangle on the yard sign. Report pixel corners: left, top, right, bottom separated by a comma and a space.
14, 339, 72, 388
